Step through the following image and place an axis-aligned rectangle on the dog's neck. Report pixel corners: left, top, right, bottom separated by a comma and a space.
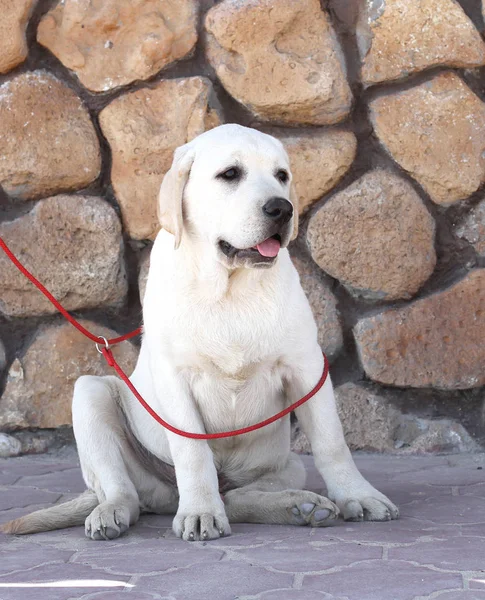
175, 235, 281, 304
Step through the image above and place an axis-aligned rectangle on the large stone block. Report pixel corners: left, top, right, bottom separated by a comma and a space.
0, 195, 127, 317
205, 0, 352, 125
354, 270, 485, 389
307, 170, 436, 301
370, 72, 485, 205
0, 337, 6, 376
99, 77, 221, 241
357, 0, 485, 86
0, 71, 101, 200
292, 383, 478, 454
291, 256, 343, 360
0, 433, 22, 458
0, 321, 138, 429
37, 0, 198, 92
455, 199, 485, 257
260, 127, 357, 214
0, 0, 36, 73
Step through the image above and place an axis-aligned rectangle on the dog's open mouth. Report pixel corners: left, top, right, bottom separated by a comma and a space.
219, 234, 282, 261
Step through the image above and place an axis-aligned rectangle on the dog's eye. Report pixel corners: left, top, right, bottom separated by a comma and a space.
217, 167, 241, 181
276, 169, 289, 184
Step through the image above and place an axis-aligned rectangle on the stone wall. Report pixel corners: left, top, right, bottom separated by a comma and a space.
1, 0, 485, 457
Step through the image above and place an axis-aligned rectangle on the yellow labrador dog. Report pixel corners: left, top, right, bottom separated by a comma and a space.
2, 124, 398, 542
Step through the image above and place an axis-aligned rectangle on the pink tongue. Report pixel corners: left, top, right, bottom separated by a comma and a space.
256, 237, 281, 258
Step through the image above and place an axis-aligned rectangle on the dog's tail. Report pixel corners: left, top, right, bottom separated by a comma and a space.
0, 490, 98, 535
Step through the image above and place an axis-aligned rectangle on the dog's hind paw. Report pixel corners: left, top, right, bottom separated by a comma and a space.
287, 491, 339, 527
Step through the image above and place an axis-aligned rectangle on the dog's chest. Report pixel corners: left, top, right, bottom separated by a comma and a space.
187, 356, 289, 434
198, 344, 256, 380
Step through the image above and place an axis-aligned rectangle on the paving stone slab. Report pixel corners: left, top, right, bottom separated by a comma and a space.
14, 470, 86, 494
434, 593, 485, 600
0, 451, 484, 600
140, 561, 294, 600
0, 545, 74, 576
401, 494, 485, 525
74, 538, 225, 576
0, 487, 60, 511
251, 591, 347, 600
0, 562, 131, 600
470, 578, 485, 590
390, 535, 485, 571
230, 537, 382, 573
301, 560, 463, 600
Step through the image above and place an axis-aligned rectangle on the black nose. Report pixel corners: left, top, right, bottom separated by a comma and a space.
262, 197, 293, 225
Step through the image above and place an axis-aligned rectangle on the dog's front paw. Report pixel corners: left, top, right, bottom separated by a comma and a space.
173, 509, 231, 541
85, 502, 132, 540
330, 484, 399, 522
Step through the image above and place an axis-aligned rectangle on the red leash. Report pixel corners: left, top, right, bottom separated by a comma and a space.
0, 236, 328, 439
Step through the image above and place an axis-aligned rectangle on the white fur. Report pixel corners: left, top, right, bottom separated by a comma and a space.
2, 125, 398, 541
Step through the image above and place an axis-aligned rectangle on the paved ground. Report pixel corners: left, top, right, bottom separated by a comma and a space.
0, 450, 484, 600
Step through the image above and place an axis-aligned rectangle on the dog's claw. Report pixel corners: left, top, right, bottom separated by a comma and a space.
189, 531, 195, 541
202, 530, 208, 540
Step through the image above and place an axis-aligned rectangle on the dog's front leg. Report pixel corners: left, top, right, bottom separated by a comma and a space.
151, 358, 230, 541
287, 350, 399, 522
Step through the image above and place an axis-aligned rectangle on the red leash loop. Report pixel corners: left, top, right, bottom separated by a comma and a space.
103, 345, 329, 440
0, 235, 329, 439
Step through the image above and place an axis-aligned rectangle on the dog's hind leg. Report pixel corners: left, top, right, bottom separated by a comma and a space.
72, 375, 141, 540
223, 453, 339, 527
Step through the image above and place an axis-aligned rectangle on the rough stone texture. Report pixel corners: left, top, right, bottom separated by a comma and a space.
3, 431, 57, 457
337, 384, 478, 454
0, 195, 127, 317
357, 0, 485, 86
37, 0, 198, 92
260, 127, 357, 214
292, 383, 477, 455
0, 71, 101, 200
1, 452, 485, 599
0, 321, 138, 429
291, 256, 343, 359
455, 198, 485, 256
100, 77, 221, 240
0, 338, 6, 376
205, 0, 352, 125
0, 0, 36, 74
307, 170, 436, 301
336, 383, 400, 453
0, 433, 21, 458
370, 72, 485, 206
354, 270, 485, 389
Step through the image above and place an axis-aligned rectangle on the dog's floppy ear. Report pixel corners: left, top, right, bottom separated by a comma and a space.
290, 182, 299, 241
157, 145, 195, 249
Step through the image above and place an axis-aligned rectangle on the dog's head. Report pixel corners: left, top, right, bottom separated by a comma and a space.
158, 124, 298, 269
